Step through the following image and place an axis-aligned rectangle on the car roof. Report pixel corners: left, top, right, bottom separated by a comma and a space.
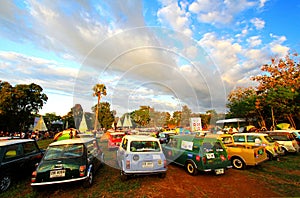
49, 138, 95, 146
171, 135, 220, 142
124, 135, 159, 141
233, 132, 267, 136
109, 132, 125, 135
0, 138, 35, 147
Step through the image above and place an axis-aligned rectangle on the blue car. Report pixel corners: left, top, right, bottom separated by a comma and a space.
116, 135, 167, 181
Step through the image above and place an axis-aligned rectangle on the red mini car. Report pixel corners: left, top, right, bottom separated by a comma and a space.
108, 132, 125, 150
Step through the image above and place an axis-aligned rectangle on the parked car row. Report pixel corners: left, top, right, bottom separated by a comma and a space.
1, 129, 299, 193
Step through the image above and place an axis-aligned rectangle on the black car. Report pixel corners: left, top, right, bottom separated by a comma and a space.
0, 139, 44, 192
31, 137, 104, 188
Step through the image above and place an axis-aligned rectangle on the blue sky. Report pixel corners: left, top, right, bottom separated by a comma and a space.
0, 0, 299, 117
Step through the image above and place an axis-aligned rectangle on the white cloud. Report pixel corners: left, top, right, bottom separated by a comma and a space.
157, 1, 192, 37
247, 36, 262, 47
250, 18, 265, 30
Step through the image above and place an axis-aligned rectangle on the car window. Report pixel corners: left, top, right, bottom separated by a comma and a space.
233, 135, 245, 143
23, 142, 38, 155
167, 138, 178, 148
130, 141, 160, 152
222, 137, 233, 144
44, 144, 84, 160
3, 144, 23, 162
264, 135, 274, 143
87, 140, 98, 157
270, 135, 289, 141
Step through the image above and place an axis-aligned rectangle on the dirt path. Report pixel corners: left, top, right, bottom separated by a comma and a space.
136, 165, 281, 198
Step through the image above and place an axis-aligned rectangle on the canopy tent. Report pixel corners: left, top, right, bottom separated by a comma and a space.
116, 118, 122, 128
123, 115, 132, 128
33, 116, 48, 131
79, 113, 88, 132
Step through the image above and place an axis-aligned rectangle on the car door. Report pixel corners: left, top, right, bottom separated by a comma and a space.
1, 143, 25, 175
22, 141, 43, 171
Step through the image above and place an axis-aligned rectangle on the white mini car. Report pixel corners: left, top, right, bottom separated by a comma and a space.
116, 135, 167, 180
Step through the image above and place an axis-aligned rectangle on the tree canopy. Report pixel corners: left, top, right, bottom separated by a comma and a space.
0, 81, 48, 132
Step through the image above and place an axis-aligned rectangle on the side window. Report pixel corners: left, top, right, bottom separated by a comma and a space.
168, 138, 178, 148
23, 142, 38, 155
3, 144, 23, 161
233, 135, 245, 143
87, 142, 97, 157
247, 135, 255, 143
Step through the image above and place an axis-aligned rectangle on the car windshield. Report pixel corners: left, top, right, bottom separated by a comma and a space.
44, 144, 84, 160
264, 135, 275, 143
130, 141, 161, 152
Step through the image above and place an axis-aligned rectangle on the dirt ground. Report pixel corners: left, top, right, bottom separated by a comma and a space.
136, 165, 281, 198
35, 162, 281, 198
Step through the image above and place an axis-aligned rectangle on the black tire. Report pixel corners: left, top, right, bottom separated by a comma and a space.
282, 148, 288, 156
185, 161, 198, 176
267, 152, 273, 160
83, 170, 93, 188
0, 175, 12, 192
232, 157, 245, 170
120, 170, 128, 181
159, 173, 166, 178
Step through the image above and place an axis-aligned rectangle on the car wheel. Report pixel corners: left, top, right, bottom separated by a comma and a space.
158, 173, 166, 178
232, 157, 245, 170
0, 175, 12, 192
120, 170, 128, 181
282, 148, 287, 155
83, 170, 93, 188
267, 152, 273, 160
185, 161, 198, 176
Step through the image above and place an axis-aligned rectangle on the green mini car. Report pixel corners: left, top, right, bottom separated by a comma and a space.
31, 138, 104, 188
162, 135, 231, 175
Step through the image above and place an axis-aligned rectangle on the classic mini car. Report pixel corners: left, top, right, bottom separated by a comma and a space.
108, 132, 125, 150
116, 135, 167, 180
162, 135, 231, 175
266, 131, 300, 155
208, 134, 268, 169
31, 138, 104, 188
232, 133, 282, 160
0, 139, 44, 192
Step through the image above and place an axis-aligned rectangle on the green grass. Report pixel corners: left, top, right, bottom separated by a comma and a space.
245, 153, 300, 197
36, 139, 54, 149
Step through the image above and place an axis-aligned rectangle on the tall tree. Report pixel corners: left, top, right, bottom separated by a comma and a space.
252, 53, 300, 128
92, 84, 107, 130
0, 81, 48, 131
96, 102, 114, 131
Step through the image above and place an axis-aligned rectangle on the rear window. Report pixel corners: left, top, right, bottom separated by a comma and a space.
44, 144, 84, 160
130, 141, 160, 152
264, 135, 275, 143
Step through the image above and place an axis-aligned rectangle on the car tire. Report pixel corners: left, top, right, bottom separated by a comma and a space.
267, 152, 273, 160
0, 175, 12, 192
232, 157, 245, 170
120, 170, 128, 181
83, 169, 93, 188
185, 161, 198, 176
158, 173, 166, 178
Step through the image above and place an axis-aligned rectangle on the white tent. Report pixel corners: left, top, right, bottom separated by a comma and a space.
79, 112, 88, 132
33, 116, 48, 131
116, 118, 122, 128
123, 115, 132, 128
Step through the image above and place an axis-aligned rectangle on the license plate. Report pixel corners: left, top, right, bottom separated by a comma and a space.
142, 161, 153, 168
215, 168, 224, 175
50, 170, 66, 178
206, 153, 215, 159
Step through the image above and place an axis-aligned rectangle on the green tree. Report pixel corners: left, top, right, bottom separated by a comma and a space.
95, 102, 114, 131
181, 105, 192, 127
43, 113, 62, 131
132, 106, 150, 127
252, 53, 300, 128
0, 81, 48, 132
92, 84, 107, 130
